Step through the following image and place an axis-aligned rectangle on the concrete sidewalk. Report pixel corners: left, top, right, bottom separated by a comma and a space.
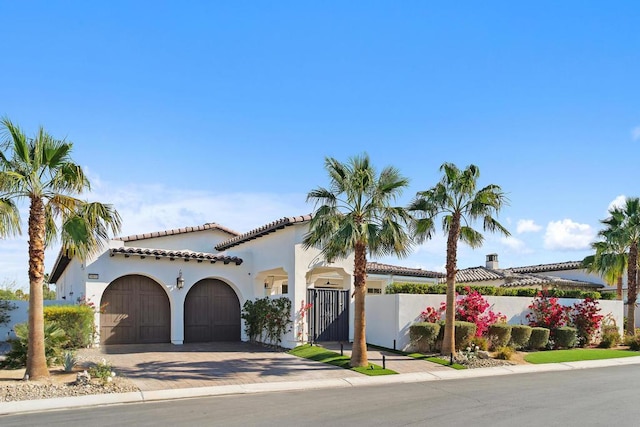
2, 343, 640, 416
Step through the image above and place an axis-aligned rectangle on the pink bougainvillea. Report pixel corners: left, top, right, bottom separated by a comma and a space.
419, 287, 505, 337
570, 297, 603, 346
526, 292, 569, 329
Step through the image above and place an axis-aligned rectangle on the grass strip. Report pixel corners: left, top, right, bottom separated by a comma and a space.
524, 348, 640, 364
367, 344, 466, 370
288, 344, 397, 376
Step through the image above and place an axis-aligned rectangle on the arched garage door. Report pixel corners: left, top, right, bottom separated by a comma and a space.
184, 279, 241, 342
100, 275, 171, 345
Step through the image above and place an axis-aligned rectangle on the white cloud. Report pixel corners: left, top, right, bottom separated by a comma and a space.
543, 219, 595, 251
500, 236, 530, 253
516, 219, 542, 234
632, 126, 640, 141
608, 195, 626, 213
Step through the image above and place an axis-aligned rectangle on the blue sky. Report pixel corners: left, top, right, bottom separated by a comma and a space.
1, 1, 639, 290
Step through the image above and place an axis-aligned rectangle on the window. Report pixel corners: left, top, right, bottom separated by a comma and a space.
282, 282, 289, 294
367, 288, 382, 294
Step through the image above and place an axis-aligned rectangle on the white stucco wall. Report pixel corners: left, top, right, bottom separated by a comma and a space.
0, 300, 68, 341
366, 294, 624, 351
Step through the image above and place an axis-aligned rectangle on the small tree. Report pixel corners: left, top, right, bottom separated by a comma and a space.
0, 299, 16, 326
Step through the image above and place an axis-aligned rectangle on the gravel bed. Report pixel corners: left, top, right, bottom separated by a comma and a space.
0, 347, 140, 403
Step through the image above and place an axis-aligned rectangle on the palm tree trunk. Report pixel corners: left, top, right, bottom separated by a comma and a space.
350, 241, 368, 367
26, 196, 49, 379
441, 213, 461, 356
617, 276, 623, 300
626, 243, 638, 336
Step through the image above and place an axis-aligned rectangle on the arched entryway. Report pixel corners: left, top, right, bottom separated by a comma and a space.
100, 275, 171, 345
184, 279, 241, 342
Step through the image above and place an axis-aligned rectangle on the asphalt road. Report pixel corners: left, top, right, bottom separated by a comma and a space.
2, 365, 636, 426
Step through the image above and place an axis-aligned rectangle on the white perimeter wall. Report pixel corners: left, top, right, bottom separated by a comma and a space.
366, 294, 624, 351
1, 300, 68, 341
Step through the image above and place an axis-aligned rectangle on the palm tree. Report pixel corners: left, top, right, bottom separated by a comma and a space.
582, 228, 628, 300
303, 154, 412, 367
409, 162, 509, 356
598, 198, 640, 335
0, 118, 121, 379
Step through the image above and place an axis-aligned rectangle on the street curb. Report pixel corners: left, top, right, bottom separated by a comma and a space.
3, 356, 640, 416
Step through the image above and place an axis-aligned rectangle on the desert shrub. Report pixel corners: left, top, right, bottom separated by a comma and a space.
0, 322, 68, 368
487, 324, 512, 349
553, 326, 578, 349
623, 334, 640, 351
409, 322, 441, 353
598, 321, 621, 348
494, 346, 515, 360
89, 359, 116, 382
44, 304, 95, 349
509, 325, 532, 349
470, 335, 489, 351
528, 327, 550, 350
63, 351, 77, 372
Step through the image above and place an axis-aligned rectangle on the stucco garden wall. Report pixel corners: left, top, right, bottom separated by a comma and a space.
366, 294, 624, 351
0, 300, 68, 341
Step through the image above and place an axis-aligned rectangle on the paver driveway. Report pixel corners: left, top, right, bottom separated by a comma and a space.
80, 342, 363, 391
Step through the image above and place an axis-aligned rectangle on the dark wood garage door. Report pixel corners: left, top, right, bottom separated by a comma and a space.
184, 279, 241, 342
100, 275, 171, 345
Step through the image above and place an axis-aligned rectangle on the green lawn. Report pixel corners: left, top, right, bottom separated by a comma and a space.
288, 344, 398, 376
367, 344, 466, 370
524, 348, 640, 364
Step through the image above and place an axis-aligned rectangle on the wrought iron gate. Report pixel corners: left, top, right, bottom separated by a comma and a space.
307, 289, 349, 342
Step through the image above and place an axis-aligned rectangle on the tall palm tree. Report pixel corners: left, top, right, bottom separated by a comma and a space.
409, 162, 509, 356
598, 197, 640, 335
303, 154, 412, 367
0, 118, 121, 379
582, 228, 628, 300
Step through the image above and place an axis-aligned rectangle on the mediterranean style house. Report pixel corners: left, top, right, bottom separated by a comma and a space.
49, 217, 607, 349
49, 216, 441, 348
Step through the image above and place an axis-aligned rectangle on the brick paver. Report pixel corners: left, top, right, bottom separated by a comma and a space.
79, 341, 450, 391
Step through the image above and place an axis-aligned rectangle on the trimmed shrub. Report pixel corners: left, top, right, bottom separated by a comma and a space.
528, 327, 550, 350
436, 321, 477, 351
553, 326, 578, 349
509, 325, 533, 349
487, 324, 512, 349
409, 322, 441, 353
44, 305, 95, 349
494, 346, 515, 360
599, 292, 617, 300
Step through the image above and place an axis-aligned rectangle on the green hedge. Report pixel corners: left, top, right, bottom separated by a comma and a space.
44, 305, 95, 349
487, 324, 512, 348
437, 321, 477, 351
385, 283, 604, 299
409, 322, 441, 353
528, 327, 550, 350
553, 326, 578, 349
509, 325, 533, 349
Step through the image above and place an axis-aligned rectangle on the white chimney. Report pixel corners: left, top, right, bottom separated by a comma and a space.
486, 253, 499, 269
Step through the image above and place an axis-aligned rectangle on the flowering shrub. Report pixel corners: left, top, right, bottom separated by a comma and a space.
455, 288, 506, 336
419, 304, 446, 323
419, 288, 505, 337
242, 297, 293, 347
296, 300, 313, 342
570, 298, 603, 347
526, 292, 569, 329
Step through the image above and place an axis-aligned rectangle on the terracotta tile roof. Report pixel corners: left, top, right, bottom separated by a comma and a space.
500, 274, 603, 289
216, 215, 313, 250
509, 261, 583, 274
110, 247, 243, 265
366, 262, 444, 278
116, 222, 240, 242
438, 266, 506, 283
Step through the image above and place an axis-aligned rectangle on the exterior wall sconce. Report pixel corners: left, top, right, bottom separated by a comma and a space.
177, 270, 185, 289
